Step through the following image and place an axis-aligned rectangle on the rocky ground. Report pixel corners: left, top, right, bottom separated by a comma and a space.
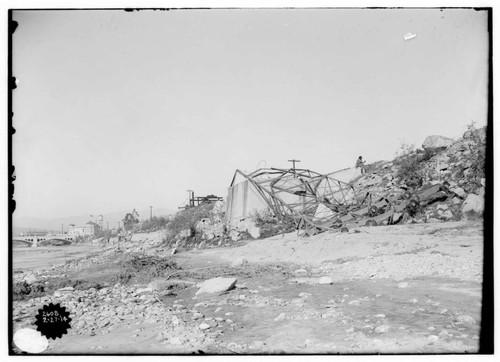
12, 221, 484, 355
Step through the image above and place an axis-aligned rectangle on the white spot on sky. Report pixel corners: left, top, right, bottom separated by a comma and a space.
403, 33, 417, 41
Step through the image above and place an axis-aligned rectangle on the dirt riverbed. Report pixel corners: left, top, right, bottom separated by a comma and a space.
12, 221, 484, 354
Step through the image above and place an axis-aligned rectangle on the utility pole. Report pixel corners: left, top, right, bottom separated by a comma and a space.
288, 159, 301, 170
149, 205, 153, 220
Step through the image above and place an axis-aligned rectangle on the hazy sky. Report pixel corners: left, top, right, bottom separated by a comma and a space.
12, 8, 489, 219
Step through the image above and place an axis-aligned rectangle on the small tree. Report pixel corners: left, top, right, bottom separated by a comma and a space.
395, 141, 415, 158
123, 209, 140, 231
394, 142, 425, 188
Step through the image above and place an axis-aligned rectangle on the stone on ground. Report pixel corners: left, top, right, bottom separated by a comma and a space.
318, 276, 333, 284
455, 315, 476, 325
462, 194, 484, 214
199, 323, 211, 330
274, 313, 286, 321
231, 257, 248, 268
196, 277, 237, 295
375, 325, 391, 334
24, 275, 38, 284
148, 280, 169, 291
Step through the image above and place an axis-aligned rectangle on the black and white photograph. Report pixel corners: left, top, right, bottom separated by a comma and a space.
8, 2, 493, 356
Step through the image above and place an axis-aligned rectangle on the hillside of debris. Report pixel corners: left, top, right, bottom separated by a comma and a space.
158, 125, 485, 251
353, 125, 485, 222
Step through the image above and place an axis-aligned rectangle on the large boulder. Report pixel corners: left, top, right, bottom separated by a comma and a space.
422, 135, 455, 151
461, 194, 484, 215
196, 277, 237, 295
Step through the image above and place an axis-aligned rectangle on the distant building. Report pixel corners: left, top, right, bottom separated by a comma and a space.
68, 221, 100, 237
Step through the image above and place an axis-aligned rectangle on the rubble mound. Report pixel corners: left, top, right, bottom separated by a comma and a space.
163, 125, 486, 245
353, 125, 486, 225
161, 201, 232, 251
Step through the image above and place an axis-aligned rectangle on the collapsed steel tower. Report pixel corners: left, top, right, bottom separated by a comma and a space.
229, 168, 359, 233
228, 166, 452, 236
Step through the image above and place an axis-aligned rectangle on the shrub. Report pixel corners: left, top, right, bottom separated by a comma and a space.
138, 216, 169, 232
397, 153, 423, 188
13, 281, 46, 301
395, 141, 415, 159
464, 209, 483, 221
254, 209, 296, 239
394, 141, 443, 189
123, 209, 140, 231
163, 203, 215, 244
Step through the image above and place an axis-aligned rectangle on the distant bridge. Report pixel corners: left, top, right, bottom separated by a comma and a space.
13, 234, 75, 247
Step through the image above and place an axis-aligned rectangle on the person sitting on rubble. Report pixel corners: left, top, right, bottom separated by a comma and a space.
355, 156, 366, 174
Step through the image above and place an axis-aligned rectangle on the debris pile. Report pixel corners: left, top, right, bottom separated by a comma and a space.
158, 126, 486, 244
116, 254, 179, 283
343, 126, 486, 228
227, 126, 486, 237
226, 168, 358, 237
161, 202, 229, 251
194, 201, 226, 241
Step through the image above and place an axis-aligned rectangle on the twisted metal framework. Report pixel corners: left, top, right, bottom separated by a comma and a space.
230, 168, 359, 230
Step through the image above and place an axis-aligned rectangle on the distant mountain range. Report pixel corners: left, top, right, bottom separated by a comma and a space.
12, 207, 175, 235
